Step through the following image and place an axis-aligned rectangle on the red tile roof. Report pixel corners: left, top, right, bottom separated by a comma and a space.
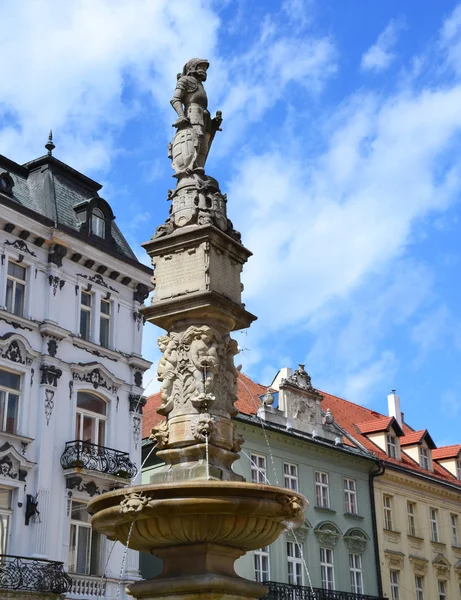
356, 417, 394, 434
433, 445, 461, 460
142, 372, 461, 489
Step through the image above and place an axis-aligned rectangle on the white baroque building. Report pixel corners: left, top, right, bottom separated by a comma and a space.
0, 142, 152, 599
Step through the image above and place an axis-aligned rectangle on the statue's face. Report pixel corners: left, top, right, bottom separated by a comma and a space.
196, 63, 208, 81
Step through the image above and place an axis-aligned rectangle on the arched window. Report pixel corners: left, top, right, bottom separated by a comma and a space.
75, 391, 107, 446
91, 208, 105, 238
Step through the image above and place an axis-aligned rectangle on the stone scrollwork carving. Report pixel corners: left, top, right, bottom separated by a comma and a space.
191, 413, 215, 442
150, 421, 169, 449
283, 364, 315, 391
409, 556, 428, 576
231, 428, 245, 453
156, 326, 239, 417
314, 523, 341, 548
44, 389, 55, 425
344, 531, 368, 553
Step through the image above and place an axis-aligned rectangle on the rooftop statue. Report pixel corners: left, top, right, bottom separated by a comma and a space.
169, 58, 222, 175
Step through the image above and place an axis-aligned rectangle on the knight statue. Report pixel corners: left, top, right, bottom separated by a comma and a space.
169, 58, 223, 175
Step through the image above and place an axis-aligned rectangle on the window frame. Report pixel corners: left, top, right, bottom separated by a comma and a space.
91, 209, 105, 238
383, 494, 393, 531
75, 391, 107, 447
349, 553, 363, 595
0, 367, 21, 434
407, 502, 417, 537
457, 459, 461, 481
438, 579, 446, 600
386, 434, 397, 458
451, 513, 459, 547
344, 478, 358, 515
390, 570, 400, 600
315, 471, 330, 509
79, 290, 92, 341
287, 540, 304, 586
254, 546, 270, 583
320, 546, 335, 590
5, 260, 27, 318
430, 508, 440, 543
69, 499, 103, 576
99, 298, 111, 349
415, 575, 424, 600
250, 454, 267, 484
419, 446, 430, 470
283, 463, 298, 492
0, 488, 13, 555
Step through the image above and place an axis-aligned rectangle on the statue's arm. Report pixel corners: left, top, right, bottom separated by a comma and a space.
170, 87, 190, 128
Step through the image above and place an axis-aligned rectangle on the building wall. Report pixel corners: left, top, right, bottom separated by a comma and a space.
374, 470, 461, 600
0, 203, 151, 598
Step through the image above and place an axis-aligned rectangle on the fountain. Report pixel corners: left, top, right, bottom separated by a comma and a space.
88, 58, 308, 600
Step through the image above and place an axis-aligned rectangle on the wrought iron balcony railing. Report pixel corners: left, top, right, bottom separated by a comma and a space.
0, 554, 72, 594
60, 440, 137, 479
262, 581, 384, 600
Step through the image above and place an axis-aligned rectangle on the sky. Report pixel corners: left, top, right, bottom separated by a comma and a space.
2, 0, 461, 446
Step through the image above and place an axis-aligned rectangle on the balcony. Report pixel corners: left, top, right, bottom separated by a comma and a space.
60, 440, 137, 479
0, 555, 71, 594
262, 582, 385, 600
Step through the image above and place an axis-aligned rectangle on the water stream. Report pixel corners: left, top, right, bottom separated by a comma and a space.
116, 520, 136, 600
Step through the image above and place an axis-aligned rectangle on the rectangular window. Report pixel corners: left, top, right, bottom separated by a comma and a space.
383, 495, 393, 531
79, 291, 92, 341
430, 508, 439, 542
315, 471, 330, 508
387, 434, 397, 458
407, 502, 417, 537
99, 299, 111, 348
390, 570, 400, 600
287, 541, 304, 586
69, 500, 102, 575
284, 463, 298, 492
0, 488, 12, 554
250, 454, 267, 484
415, 575, 424, 600
0, 369, 20, 434
349, 553, 363, 594
419, 447, 430, 470
438, 580, 446, 600
457, 460, 461, 481
452, 514, 459, 547
6, 261, 26, 317
254, 546, 270, 583
320, 547, 334, 590
344, 478, 357, 514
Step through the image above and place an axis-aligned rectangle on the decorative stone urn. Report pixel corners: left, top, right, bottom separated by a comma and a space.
88, 58, 308, 600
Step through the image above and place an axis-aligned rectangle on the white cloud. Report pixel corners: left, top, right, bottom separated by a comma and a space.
361, 19, 402, 73
440, 4, 461, 76
0, 0, 220, 171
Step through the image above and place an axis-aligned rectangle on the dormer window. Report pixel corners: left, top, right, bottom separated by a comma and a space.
0, 172, 14, 195
91, 209, 105, 238
387, 434, 397, 459
419, 446, 430, 470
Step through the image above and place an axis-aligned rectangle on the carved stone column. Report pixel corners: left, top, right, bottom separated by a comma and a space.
142, 225, 256, 482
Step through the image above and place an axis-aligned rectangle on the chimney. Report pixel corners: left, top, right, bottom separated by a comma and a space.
388, 389, 402, 426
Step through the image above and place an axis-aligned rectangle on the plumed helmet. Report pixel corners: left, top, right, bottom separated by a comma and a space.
182, 58, 209, 76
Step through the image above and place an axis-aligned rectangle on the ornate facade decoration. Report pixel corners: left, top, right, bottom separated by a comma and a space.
0, 335, 35, 366
133, 370, 143, 387
409, 556, 429, 576
65, 475, 112, 497
48, 275, 65, 296
48, 243, 67, 267
0, 442, 31, 481
5, 238, 36, 257
47, 338, 58, 357
433, 554, 451, 579
134, 283, 149, 303
286, 521, 310, 544
283, 364, 314, 391
343, 529, 369, 553
129, 394, 147, 414
72, 366, 119, 394
314, 523, 341, 548
40, 364, 62, 387
132, 415, 141, 448
120, 491, 148, 514
133, 311, 145, 331
44, 389, 55, 425
60, 440, 137, 479
77, 272, 118, 292
0, 555, 71, 594
384, 550, 405, 570
156, 326, 239, 417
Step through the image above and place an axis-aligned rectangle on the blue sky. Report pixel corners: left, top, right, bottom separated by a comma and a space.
2, 0, 461, 446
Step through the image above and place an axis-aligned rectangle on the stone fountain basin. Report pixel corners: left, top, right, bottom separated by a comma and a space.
88, 480, 308, 553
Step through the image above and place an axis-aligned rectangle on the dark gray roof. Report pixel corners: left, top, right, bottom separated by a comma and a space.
0, 153, 137, 262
